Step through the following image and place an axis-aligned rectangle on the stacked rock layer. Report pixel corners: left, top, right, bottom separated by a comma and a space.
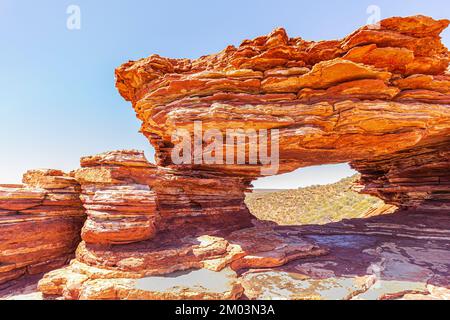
74, 149, 254, 243
38, 150, 326, 299
116, 15, 450, 212
0, 170, 85, 286
35, 15, 450, 299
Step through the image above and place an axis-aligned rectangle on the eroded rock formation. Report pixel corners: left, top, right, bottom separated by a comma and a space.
0, 170, 85, 286
32, 15, 450, 300
74, 149, 254, 242
116, 15, 450, 212
37, 150, 325, 299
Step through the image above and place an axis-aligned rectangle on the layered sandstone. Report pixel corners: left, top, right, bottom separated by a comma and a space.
116, 15, 450, 212
0, 170, 85, 286
74, 150, 159, 244
241, 211, 450, 300
74, 149, 254, 242
35, 15, 450, 300
37, 150, 325, 299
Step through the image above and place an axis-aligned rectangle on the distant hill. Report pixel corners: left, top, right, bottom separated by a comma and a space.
245, 174, 396, 225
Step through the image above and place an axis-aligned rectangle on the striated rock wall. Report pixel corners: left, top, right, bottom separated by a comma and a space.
74, 149, 253, 245
0, 170, 85, 285
116, 15, 450, 212
35, 15, 450, 300
353, 142, 450, 212
37, 150, 325, 299
74, 150, 160, 244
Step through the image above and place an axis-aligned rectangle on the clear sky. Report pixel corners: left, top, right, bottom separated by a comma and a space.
1, 0, 449, 188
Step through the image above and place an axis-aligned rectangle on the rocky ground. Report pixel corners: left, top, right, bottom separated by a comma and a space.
241, 211, 450, 300
0, 274, 44, 300
2, 210, 449, 300
0, 170, 85, 285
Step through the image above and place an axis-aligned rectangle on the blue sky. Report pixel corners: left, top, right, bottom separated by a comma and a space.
0, 0, 449, 188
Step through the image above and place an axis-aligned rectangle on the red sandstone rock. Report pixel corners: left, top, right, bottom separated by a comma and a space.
40, 267, 244, 300
74, 151, 159, 245
0, 185, 45, 211
36, 15, 450, 300
115, 15, 450, 212
0, 170, 85, 286
74, 150, 254, 244
38, 220, 326, 299
33, 151, 325, 299
241, 211, 450, 300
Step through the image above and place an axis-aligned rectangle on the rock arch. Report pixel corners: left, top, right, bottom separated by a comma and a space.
37, 15, 450, 300
115, 14, 450, 212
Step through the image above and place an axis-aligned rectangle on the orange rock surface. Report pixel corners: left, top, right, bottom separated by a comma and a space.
34, 15, 450, 300
36, 150, 326, 299
115, 14, 450, 212
0, 170, 85, 286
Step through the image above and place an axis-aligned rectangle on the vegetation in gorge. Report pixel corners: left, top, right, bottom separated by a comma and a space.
246, 175, 387, 225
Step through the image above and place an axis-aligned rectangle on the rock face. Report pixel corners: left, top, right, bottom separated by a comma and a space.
37, 150, 325, 300
353, 143, 450, 212
74, 149, 254, 243
35, 15, 450, 300
0, 170, 85, 286
116, 15, 450, 212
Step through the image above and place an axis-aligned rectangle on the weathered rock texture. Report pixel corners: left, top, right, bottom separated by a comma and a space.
241, 211, 450, 300
37, 150, 325, 300
0, 170, 85, 286
7, 211, 450, 300
74, 149, 254, 244
35, 15, 450, 300
116, 15, 450, 212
